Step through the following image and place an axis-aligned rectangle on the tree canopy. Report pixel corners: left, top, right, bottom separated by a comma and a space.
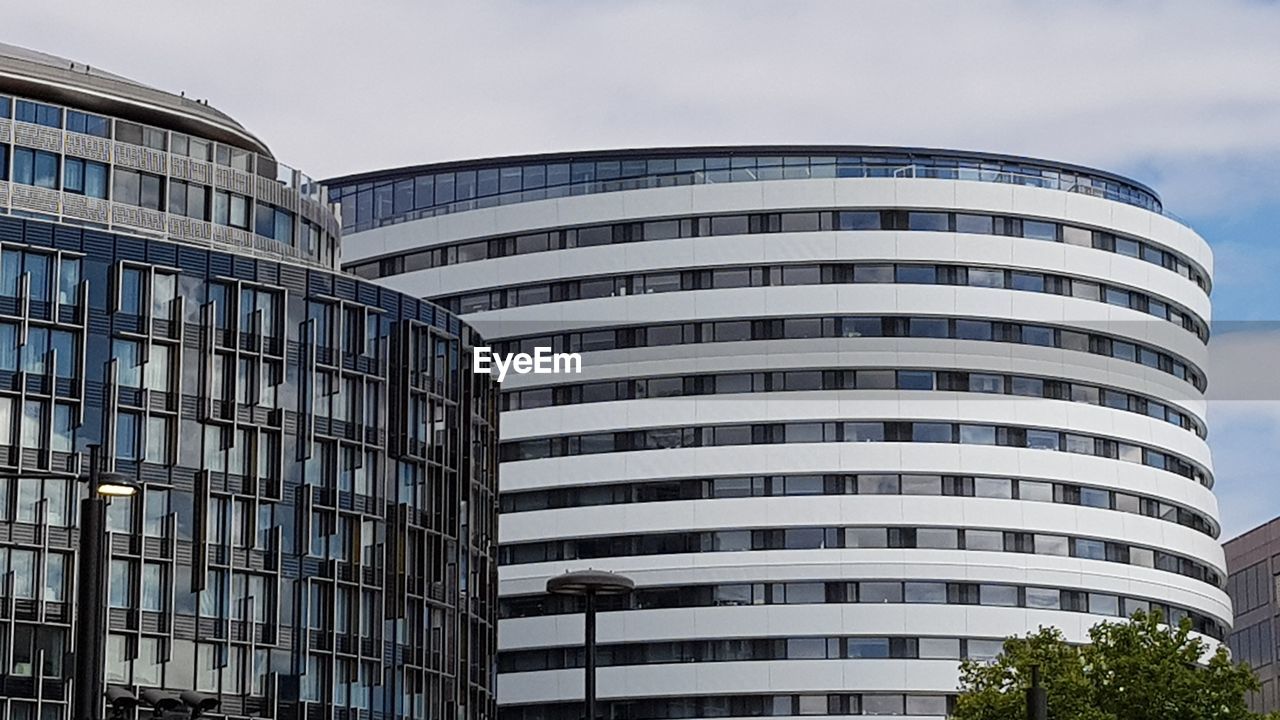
952, 611, 1275, 720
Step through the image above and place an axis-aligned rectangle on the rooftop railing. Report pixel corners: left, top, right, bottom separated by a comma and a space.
344, 161, 1179, 233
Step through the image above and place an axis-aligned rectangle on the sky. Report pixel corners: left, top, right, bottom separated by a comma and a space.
7, 0, 1280, 537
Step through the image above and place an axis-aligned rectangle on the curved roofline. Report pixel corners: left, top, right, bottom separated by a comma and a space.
0, 45, 271, 156
322, 144, 1161, 203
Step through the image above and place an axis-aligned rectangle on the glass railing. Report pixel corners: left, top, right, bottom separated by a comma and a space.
335, 156, 1175, 234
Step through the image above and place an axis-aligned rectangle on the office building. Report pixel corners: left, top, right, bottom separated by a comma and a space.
1225, 518, 1280, 713
331, 147, 1225, 718
0, 44, 499, 720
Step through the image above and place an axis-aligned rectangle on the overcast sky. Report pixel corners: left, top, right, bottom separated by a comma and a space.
8, 0, 1280, 537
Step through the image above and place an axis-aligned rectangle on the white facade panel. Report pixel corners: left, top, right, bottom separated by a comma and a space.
344, 152, 1219, 719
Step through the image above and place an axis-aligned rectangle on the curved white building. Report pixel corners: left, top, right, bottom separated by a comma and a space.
327, 148, 1225, 720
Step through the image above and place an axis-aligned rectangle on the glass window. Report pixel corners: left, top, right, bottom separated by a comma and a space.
23, 327, 47, 374
965, 530, 1005, 551
908, 317, 949, 338
919, 637, 961, 659
142, 563, 165, 611
1063, 225, 1092, 247
1034, 534, 1069, 556
837, 211, 881, 230
81, 159, 105, 199
152, 273, 176, 320
710, 215, 749, 236
113, 169, 141, 206
51, 330, 76, 379
12, 148, 59, 189
897, 370, 934, 390
904, 582, 947, 603
1090, 593, 1121, 616
16, 100, 61, 128
853, 265, 893, 283
955, 319, 993, 340
112, 339, 142, 387
1025, 587, 1061, 609
1079, 486, 1110, 508
44, 552, 66, 602
917, 528, 959, 549
858, 474, 899, 494
846, 422, 884, 442
980, 584, 1019, 606
1075, 538, 1107, 560
1072, 280, 1100, 301
855, 370, 896, 389
109, 559, 132, 608
967, 267, 1004, 288
863, 695, 905, 716
901, 475, 941, 495
1019, 481, 1053, 501
967, 639, 1004, 661
896, 265, 937, 284
116, 411, 141, 460
1105, 287, 1131, 306
1026, 429, 1060, 450
912, 423, 952, 442
230, 194, 249, 228
846, 528, 888, 548
65, 158, 85, 194
960, 424, 997, 445
1023, 220, 1058, 241
972, 371, 1003, 389
859, 582, 902, 603
848, 638, 891, 658
955, 214, 994, 234
908, 212, 949, 231
1011, 272, 1045, 292
907, 696, 950, 716
974, 477, 1013, 498
25, 252, 50, 302
1023, 325, 1055, 346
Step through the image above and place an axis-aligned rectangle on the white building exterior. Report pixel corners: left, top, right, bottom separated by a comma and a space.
330, 149, 1224, 720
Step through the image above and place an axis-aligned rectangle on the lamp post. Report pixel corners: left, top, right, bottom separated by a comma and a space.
62, 444, 138, 720
1025, 664, 1047, 720
546, 570, 635, 720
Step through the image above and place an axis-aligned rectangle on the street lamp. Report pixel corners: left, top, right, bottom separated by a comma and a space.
70, 444, 138, 720
546, 570, 635, 720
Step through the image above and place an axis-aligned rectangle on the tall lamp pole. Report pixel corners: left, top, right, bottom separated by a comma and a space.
546, 570, 635, 720
67, 445, 138, 720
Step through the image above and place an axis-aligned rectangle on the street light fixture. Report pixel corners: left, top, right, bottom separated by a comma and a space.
69, 445, 135, 720
546, 570, 635, 720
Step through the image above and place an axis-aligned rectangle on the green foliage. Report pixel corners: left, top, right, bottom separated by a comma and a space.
952, 611, 1275, 720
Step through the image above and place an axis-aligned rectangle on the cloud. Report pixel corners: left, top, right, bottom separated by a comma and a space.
1208, 400, 1280, 539
3, 0, 1279, 217
6, 1, 1280, 535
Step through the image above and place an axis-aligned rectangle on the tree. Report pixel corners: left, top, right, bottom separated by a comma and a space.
952, 611, 1276, 720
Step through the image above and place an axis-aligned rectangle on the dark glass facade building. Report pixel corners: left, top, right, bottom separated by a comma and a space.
0, 44, 499, 720
1225, 518, 1280, 714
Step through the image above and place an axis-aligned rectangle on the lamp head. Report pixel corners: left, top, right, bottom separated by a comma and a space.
104, 686, 138, 708
138, 688, 183, 710
546, 569, 635, 596
181, 690, 221, 717
96, 472, 139, 497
